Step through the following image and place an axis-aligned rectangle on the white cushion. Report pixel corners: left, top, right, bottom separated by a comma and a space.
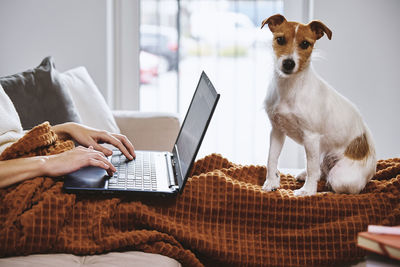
61, 67, 120, 133
0, 84, 23, 154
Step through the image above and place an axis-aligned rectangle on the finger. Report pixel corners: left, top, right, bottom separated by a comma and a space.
97, 133, 133, 160
92, 151, 116, 172
84, 148, 115, 172
111, 134, 136, 159
87, 158, 109, 170
92, 143, 113, 157
87, 158, 114, 176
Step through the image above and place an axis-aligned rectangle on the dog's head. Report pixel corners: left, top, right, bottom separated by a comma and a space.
261, 14, 332, 76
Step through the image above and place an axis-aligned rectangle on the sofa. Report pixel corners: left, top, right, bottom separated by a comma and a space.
0, 57, 182, 266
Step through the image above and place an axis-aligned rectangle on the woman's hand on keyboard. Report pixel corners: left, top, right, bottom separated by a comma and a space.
52, 122, 135, 160
42, 146, 117, 177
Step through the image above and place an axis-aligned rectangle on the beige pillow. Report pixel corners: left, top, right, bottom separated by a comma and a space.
61, 67, 120, 134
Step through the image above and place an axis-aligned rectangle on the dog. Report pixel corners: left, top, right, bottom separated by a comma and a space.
260, 14, 376, 196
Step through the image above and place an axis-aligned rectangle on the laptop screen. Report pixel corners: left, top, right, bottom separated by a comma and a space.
174, 72, 219, 189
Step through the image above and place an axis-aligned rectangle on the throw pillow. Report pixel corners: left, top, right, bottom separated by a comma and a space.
0, 57, 81, 130
0, 83, 24, 154
61, 67, 120, 133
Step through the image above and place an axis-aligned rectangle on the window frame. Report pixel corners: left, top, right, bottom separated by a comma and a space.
107, 0, 140, 110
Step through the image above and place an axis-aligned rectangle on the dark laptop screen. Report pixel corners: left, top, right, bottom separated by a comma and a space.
174, 72, 219, 188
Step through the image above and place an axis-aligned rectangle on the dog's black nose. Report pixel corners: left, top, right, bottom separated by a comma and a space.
282, 59, 295, 72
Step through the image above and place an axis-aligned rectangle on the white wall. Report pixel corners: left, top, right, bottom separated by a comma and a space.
312, 0, 400, 159
0, 0, 140, 110
0, 0, 109, 99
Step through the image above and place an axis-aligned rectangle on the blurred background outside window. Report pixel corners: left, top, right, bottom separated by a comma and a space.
139, 0, 286, 165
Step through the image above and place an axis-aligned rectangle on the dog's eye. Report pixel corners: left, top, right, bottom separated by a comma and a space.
276, 37, 286, 45
300, 40, 311, 49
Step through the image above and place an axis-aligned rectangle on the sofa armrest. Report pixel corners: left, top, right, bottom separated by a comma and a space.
112, 110, 180, 151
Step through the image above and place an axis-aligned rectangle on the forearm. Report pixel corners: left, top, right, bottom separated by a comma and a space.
0, 157, 48, 188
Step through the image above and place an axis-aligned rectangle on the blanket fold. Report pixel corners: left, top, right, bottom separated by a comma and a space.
1, 122, 399, 267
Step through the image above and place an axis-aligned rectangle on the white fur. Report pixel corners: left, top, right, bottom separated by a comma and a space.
262, 56, 376, 196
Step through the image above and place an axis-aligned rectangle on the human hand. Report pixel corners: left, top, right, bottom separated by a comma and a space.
52, 122, 135, 160
42, 146, 117, 177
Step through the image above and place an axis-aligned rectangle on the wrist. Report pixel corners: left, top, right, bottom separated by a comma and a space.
38, 156, 51, 176
52, 122, 75, 140
51, 122, 69, 134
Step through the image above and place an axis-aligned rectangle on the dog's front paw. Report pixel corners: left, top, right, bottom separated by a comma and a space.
295, 170, 307, 181
262, 177, 280, 192
293, 186, 317, 196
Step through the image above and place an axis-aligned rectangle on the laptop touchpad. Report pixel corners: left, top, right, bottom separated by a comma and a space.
64, 166, 108, 189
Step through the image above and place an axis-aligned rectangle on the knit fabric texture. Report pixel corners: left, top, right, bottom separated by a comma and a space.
1, 122, 400, 266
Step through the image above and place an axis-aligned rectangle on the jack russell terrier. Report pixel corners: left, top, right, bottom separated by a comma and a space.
260, 14, 376, 196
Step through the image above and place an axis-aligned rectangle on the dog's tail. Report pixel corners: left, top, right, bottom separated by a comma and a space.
327, 131, 376, 194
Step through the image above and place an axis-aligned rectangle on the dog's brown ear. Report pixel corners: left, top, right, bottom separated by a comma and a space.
261, 14, 286, 32
309, 20, 332, 40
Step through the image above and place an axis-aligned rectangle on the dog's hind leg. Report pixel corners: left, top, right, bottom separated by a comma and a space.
328, 133, 376, 194
327, 156, 375, 194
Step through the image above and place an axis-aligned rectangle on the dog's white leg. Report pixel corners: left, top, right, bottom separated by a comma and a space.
294, 133, 320, 196
262, 127, 285, 191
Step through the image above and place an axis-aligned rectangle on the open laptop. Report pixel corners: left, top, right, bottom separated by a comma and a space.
63, 71, 220, 195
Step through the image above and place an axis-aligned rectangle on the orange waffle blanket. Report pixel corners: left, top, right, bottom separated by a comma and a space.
1, 122, 400, 266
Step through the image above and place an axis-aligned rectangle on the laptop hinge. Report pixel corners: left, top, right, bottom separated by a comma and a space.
170, 157, 179, 189
167, 154, 179, 190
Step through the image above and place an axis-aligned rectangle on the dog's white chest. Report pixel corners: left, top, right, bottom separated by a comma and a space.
268, 104, 304, 144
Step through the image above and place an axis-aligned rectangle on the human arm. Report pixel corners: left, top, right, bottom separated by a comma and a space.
0, 122, 133, 189
0, 146, 116, 189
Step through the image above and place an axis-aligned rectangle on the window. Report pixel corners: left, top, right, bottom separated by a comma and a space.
139, 0, 304, 167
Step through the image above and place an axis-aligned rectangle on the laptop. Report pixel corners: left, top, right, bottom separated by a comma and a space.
63, 71, 220, 195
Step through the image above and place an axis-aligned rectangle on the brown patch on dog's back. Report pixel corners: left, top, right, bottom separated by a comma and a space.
344, 133, 370, 160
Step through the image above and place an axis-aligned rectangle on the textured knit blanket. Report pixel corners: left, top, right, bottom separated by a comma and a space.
1, 122, 400, 267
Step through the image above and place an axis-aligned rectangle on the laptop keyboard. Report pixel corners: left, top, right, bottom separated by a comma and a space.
108, 151, 157, 191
